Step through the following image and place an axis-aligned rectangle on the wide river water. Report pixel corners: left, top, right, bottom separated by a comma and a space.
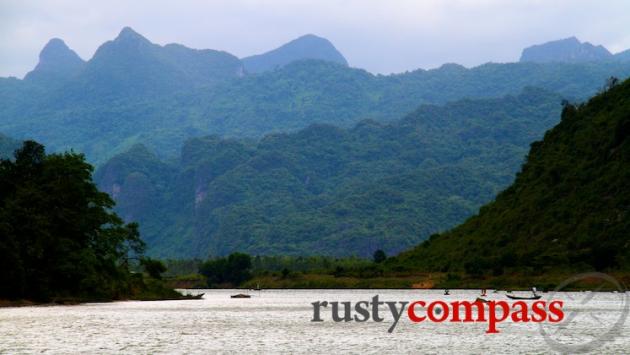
1, 289, 628, 354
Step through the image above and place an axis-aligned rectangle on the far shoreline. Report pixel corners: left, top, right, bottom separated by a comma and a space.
3, 286, 626, 308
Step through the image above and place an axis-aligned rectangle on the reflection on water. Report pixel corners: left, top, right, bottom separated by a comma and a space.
0, 289, 627, 354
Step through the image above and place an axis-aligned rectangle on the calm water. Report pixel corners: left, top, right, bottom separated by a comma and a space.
1, 289, 628, 354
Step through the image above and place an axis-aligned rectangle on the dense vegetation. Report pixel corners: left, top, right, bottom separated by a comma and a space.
3, 28, 630, 165
199, 253, 254, 287
0, 141, 181, 301
95, 88, 563, 258
165, 253, 385, 288
393, 77, 630, 275
3, 29, 630, 290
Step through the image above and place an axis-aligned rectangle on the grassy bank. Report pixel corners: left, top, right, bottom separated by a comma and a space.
161, 254, 630, 291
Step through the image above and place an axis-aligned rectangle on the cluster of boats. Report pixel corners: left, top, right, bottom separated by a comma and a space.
444, 288, 542, 302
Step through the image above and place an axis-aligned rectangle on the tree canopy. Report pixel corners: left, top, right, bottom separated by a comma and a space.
0, 141, 144, 300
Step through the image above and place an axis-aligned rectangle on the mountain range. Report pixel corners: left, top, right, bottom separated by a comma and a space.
3, 28, 630, 166
2, 28, 630, 258
520, 36, 630, 63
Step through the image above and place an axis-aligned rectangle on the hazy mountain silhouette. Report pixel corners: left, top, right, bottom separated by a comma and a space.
24, 38, 85, 83
3, 29, 630, 165
520, 37, 612, 63
242, 34, 348, 73
77, 27, 243, 97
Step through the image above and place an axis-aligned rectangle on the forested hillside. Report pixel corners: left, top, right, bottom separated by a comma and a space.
394, 78, 630, 274
96, 89, 563, 258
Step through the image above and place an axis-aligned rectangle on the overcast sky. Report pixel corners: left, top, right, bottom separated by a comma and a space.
1, 0, 630, 78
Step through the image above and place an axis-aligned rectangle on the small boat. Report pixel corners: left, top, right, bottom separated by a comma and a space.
475, 297, 490, 303
254, 283, 262, 291
506, 294, 541, 300
190, 293, 204, 299
230, 293, 251, 298
444, 289, 450, 295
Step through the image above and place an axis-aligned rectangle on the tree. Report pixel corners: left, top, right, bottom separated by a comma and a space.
373, 249, 387, 264
0, 141, 145, 300
199, 252, 253, 287
141, 257, 167, 279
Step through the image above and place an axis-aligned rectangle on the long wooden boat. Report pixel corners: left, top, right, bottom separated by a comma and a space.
506, 294, 541, 300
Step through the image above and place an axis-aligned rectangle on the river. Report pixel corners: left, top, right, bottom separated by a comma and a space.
1, 289, 628, 354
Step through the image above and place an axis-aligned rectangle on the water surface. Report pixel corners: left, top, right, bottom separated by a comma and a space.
1, 289, 627, 354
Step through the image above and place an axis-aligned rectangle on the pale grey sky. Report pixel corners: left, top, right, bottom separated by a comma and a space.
1, 0, 630, 78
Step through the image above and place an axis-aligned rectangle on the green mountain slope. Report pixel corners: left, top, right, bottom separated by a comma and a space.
95, 89, 563, 258
394, 78, 630, 273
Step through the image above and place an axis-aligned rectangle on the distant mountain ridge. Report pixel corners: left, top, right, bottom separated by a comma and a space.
73, 27, 244, 98
520, 36, 630, 63
3, 28, 630, 166
24, 38, 86, 83
242, 34, 348, 73
615, 49, 630, 62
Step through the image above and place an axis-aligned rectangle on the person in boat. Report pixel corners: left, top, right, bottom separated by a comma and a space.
481, 288, 487, 296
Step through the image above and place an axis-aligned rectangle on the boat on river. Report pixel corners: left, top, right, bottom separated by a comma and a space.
506, 294, 542, 300
506, 287, 541, 300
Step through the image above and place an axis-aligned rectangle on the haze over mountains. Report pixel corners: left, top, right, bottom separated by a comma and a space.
242, 34, 348, 73
2, 28, 630, 257
3, 28, 630, 166
520, 36, 630, 63
24, 38, 86, 83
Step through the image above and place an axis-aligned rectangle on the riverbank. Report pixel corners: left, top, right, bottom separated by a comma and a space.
0, 278, 203, 308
